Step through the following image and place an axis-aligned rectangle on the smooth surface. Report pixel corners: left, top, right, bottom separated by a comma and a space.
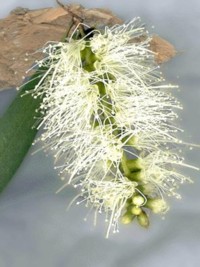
0, 1, 200, 267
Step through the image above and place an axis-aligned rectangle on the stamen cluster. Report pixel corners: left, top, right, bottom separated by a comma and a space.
28, 18, 198, 237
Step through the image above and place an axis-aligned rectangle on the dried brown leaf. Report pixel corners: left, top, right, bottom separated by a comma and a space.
0, 5, 122, 90
150, 35, 177, 64
0, 5, 175, 91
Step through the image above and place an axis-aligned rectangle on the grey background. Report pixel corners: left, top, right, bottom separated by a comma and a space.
0, 1, 200, 267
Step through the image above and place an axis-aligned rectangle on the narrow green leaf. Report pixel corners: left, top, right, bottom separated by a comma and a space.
0, 69, 45, 192
0, 29, 80, 193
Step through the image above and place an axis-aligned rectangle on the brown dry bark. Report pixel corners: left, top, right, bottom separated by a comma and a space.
0, 5, 176, 90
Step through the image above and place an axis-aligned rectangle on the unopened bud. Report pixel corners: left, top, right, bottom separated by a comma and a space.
127, 158, 144, 171
137, 211, 149, 228
121, 212, 134, 224
132, 195, 145, 206
126, 135, 138, 146
128, 170, 144, 181
146, 198, 169, 214
131, 206, 142, 215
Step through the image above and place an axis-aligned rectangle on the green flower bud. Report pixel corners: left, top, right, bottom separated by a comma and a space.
137, 211, 149, 228
146, 198, 169, 214
127, 158, 144, 171
126, 135, 138, 146
132, 195, 145, 206
81, 43, 97, 72
128, 170, 144, 181
142, 183, 155, 195
130, 206, 142, 215
121, 212, 135, 224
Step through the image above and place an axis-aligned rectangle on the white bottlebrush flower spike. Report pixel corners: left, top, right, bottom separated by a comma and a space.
27, 18, 199, 237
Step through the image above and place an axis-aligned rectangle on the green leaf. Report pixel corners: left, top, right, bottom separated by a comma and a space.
0, 69, 46, 192
0, 28, 81, 193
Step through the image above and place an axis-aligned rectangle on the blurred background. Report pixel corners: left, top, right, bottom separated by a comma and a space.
0, 1, 200, 267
